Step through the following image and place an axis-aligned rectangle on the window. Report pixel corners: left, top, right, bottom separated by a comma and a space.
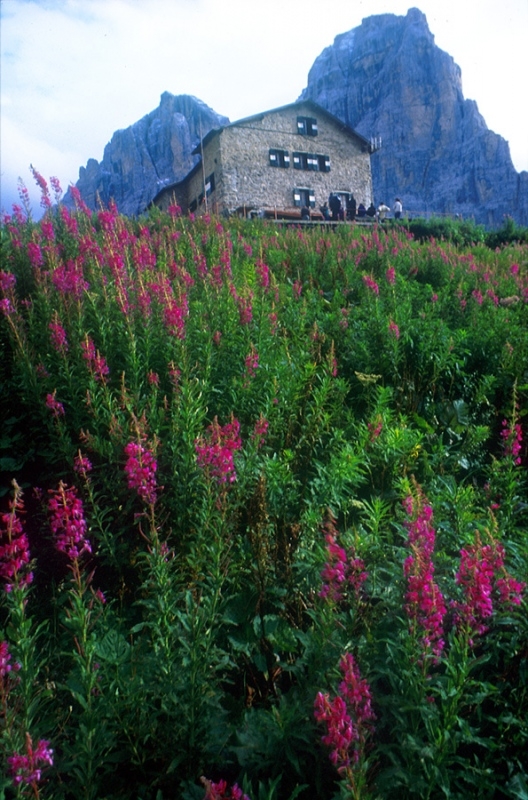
293, 152, 330, 172
293, 188, 316, 208
269, 149, 290, 168
204, 172, 215, 196
189, 198, 198, 213
292, 152, 305, 170
297, 116, 318, 136
318, 154, 331, 172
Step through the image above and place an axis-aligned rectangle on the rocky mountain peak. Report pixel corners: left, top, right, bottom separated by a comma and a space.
300, 9, 527, 226
64, 93, 229, 216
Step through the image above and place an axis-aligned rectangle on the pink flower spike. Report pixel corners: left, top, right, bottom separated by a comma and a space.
124, 440, 158, 505
8, 733, 53, 789
46, 391, 65, 418
0, 482, 33, 592
195, 416, 242, 485
48, 483, 91, 561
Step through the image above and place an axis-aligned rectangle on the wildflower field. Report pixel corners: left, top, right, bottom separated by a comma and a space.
1, 177, 527, 800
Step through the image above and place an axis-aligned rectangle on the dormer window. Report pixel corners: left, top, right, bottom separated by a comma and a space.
297, 116, 318, 136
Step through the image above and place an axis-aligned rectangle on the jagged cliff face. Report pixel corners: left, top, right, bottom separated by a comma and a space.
300, 8, 528, 226
64, 93, 229, 216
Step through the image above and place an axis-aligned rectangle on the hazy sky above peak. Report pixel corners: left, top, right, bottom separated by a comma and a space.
1, 0, 527, 214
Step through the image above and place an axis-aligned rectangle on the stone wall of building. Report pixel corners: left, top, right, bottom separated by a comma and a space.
189, 103, 373, 215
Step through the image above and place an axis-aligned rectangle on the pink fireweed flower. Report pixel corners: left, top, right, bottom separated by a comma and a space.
244, 346, 259, 382
59, 204, 79, 236
237, 294, 253, 325
81, 335, 110, 382
46, 391, 65, 418
195, 417, 242, 485
69, 185, 91, 216
8, 733, 53, 788
0, 482, 33, 592
256, 259, 270, 290
48, 483, 91, 561
50, 175, 62, 202
388, 320, 400, 339
501, 417, 523, 465
385, 266, 396, 285
17, 179, 32, 217
367, 416, 383, 441
320, 515, 368, 604
49, 316, 69, 353
52, 260, 89, 298
168, 362, 181, 389
27, 241, 43, 268
252, 414, 269, 448
1, 640, 21, 700
124, 441, 158, 505
73, 451, 93, 479
403, 492, 446, 662
292, 279, 302, 299
30, 165, 52, 209
314, 653, 375, 773
0, 270, 16, 292
510, 263, 519, 276
0, 298, 13, 316
452, 533, 525, 641
201, 776, 251, 800
163, 294, 188, 339
362, 275, 379, 295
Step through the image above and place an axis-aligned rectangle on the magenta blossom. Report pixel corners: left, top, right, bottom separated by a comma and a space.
403, 491, 446, 662
8, 733, 53, 788
49, 317, 69, 353
74, 451, 93, 479
46, 391, 65, 418
251, 414, 269, 448
451, 533, 525, 642
388, 320, 400, 339
362, 275, 379, 295
501, 417, 522, 465
124, 440, 158, 505
201, 776, 251, 800
48, 483, 91, 561
314, 653, 375, 773
0, 483, 33, 592
319, 515, 368, 604
195, 417, 242, 484
81, 335, 110, 382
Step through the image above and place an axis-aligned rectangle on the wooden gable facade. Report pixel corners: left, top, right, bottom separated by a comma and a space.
152, 100, 374, 217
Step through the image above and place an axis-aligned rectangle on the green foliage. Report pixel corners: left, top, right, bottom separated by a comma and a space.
0, 201, 527, 799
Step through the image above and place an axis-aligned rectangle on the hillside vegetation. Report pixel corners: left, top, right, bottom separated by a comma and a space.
1, 182, 527, 800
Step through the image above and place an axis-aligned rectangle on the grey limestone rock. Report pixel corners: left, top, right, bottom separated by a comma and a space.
299, 8, 527, 226
64, 93, 229, 216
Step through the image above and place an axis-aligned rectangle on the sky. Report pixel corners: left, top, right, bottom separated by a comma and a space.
1, 0, 527, 215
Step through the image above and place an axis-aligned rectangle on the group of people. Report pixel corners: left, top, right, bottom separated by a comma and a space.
318, 194, 404, 223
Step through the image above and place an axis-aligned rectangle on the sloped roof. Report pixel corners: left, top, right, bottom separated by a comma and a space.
191, 99, 371, 155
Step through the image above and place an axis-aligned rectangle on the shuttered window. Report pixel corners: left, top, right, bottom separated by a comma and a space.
293, 152, 331, 172
269, 149, 290, 168
293, 188, 316, 208
297, 116, 318, 136
205, 172, 215, 196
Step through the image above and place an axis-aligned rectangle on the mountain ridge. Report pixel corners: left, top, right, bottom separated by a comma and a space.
65, 8, 527, 226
